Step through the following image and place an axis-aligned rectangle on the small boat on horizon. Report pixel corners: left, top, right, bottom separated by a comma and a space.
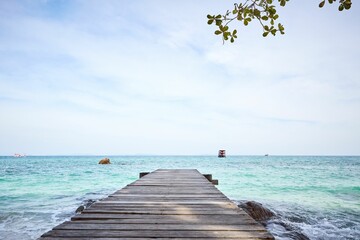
265, 154, 269, 157
14, 153, 26, 158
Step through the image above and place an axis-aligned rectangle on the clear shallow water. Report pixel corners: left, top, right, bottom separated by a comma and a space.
0, 156, 359, 240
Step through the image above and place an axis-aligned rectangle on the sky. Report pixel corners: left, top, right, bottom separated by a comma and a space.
0, 0, 359, 155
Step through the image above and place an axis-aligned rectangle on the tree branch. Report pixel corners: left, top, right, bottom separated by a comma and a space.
208, 0, 352, 43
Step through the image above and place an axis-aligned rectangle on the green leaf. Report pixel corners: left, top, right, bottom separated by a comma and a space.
230, 37, 234, 43
215, 30, 222, 35
216, 14, 222, 19
263, 32, 269, 37
278, 23, 284, 31
339, 4, 344, 11
262, 16, 269, 21
207, 19, 214, 25
207, 14, 213, 19
344, 2, 352, 9
319, 1, 325, 8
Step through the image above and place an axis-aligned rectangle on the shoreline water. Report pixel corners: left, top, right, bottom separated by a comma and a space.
1, 156, 359, 239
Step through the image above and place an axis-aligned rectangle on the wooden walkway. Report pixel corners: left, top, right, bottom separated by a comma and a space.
41, 169, 274, 239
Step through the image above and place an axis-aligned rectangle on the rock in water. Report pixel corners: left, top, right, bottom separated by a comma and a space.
84, 199, 96, 208
238, 201, 275, 223
237, 200, 310, 240
98, 158, 110, 164
75, 205, 85, 213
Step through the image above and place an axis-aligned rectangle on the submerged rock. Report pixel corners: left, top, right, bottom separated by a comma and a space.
238, 200, 275, 223
75, 199, 96, 214
84, 199, 96, 208
98, 158, 111, 164
75, 205, 85, 213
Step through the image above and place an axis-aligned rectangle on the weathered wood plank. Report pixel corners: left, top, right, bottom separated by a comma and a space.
42, 229, 274, 239
71, 215, 258, 224
105, 193, 227, 198
72, 213, 255, 220
92, 203, 237, 207
98, 200, 233, 204
41, 238, 267, 240
68, 218, 259, 224
54, 223, 265, 231
81, 210, 246, 215
89, 204, 240, 208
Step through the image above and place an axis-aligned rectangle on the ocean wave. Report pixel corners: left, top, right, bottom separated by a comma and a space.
235, 200, 360, 240
0, 191, 107, 240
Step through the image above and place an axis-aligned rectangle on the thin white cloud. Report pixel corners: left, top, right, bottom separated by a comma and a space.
0, 0, 359, 155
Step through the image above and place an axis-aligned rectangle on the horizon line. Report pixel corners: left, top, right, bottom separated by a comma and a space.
1, 154, 360, 157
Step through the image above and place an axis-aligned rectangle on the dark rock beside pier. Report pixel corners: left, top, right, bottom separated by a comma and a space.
75, 199, 96, 213
238, 200, 275, 223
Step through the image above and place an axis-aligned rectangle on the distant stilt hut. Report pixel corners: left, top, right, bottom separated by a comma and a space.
218, 150, 226, 158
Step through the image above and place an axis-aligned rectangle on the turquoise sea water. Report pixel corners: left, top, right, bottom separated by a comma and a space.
0, 156, 359, 240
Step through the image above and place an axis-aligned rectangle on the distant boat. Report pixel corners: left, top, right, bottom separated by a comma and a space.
218, 150, 226, 158
264, 154, 269, 157
14, 153, 26, 158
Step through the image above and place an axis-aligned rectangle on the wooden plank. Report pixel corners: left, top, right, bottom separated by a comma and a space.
81, 210, 246, 215
98, 200, 233, 204
109, 194, 225, 197
92, 202, 237, 207
41, 238, 268, 240
88, 205, 241, 211
105, 193, 227, 198
72, 213, 255, 220
89, 206, 240, 211
116, 191, 220, 194
125, 186, 215, 189
42, 229, 274, 239
71, 215, 258, 224
105, 197, 229, 201
68, 218, 259, 224
54, 222, 265, 231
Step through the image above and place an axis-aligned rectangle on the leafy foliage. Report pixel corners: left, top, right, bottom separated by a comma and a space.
208, 0, 352, 43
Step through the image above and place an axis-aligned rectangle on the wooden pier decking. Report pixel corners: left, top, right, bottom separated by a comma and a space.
41, 169, 274, 239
